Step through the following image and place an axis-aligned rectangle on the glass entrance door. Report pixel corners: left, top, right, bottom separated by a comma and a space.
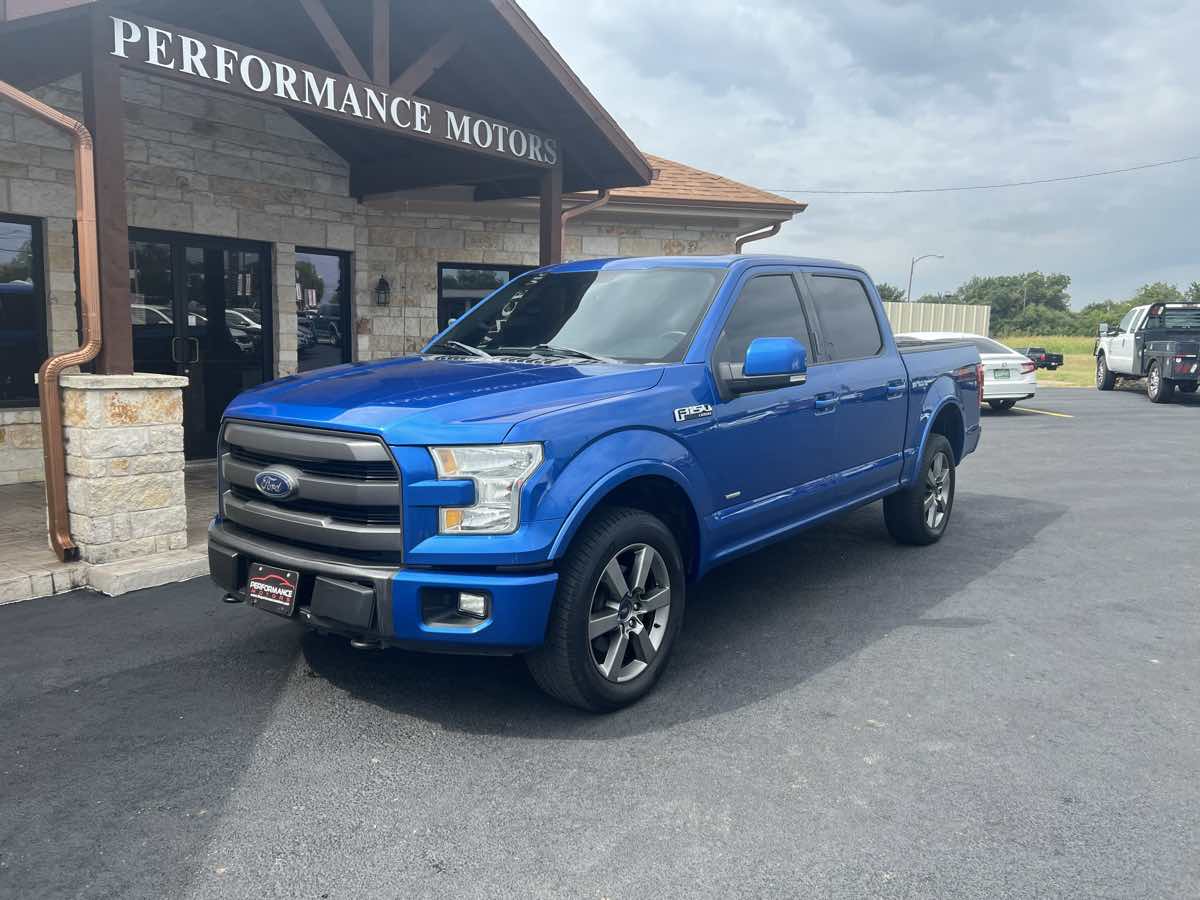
130, 232, 272, 458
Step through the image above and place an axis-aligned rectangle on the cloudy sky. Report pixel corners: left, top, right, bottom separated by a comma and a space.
518, 0, 1200, 308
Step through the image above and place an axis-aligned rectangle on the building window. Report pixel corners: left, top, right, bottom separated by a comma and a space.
0, 215, 48, 408
296, 249, 352, 373
437, 263, 533, 331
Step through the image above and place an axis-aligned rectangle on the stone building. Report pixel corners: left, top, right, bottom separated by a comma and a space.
0, 0, 802, 597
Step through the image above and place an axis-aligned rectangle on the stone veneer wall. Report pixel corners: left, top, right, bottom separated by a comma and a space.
61, 374, 189, 563
0, 69, 739, 482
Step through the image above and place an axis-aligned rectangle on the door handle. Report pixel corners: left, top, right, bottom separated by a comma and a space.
886, 380, 906, 399
814, 392, 839, 414
170, 336, 184, 364
187, 337, 200, 364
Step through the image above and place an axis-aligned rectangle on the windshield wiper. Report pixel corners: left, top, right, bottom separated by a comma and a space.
526, 344, 617, 364
428, 340, 492, 358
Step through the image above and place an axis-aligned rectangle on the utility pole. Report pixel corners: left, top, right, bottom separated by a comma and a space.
907, 254, 944, 302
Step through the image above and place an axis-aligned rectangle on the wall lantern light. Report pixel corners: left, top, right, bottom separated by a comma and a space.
374, 275, 391, 307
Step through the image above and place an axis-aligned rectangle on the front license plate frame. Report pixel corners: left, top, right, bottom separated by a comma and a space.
246, 563, 300, 617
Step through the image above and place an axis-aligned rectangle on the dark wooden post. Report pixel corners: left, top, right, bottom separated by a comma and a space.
538, 164, 563, 266
372, 0, 390, 85
82, 7, 133, 375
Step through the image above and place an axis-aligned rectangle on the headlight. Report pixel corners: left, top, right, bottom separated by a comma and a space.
429, 444, 544, 535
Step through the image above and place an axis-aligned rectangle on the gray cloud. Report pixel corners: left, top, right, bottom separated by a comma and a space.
519, 0, 1200, 306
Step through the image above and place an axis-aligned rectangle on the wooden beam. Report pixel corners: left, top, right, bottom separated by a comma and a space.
539, 164, 563, 266
81, 5, 132, 375
391, 29, 464, 96
371, 0, 390, 85
298, 0, 368, 81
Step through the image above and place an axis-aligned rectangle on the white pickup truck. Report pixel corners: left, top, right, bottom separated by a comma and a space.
1095, 303, 1200, 402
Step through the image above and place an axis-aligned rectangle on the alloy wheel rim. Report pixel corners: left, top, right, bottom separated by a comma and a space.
1150, 365, 1160, 396
587, 543, 671, 684
923, 451, 951, 531
1097, 358, 1105, 386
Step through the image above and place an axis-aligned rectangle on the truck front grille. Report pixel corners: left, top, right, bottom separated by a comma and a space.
219, 421, 403, 562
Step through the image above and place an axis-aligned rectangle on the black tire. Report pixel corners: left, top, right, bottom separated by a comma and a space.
884, 434, 956, 546
1147, 361, 1175, 404
1096, 354, 1116, 391
988, 399, 1017, 411
1179, 383, 1198, 394
526, 507, 686, 712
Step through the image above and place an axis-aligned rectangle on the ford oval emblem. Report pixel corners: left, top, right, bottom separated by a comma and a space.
254, 467, 299, 500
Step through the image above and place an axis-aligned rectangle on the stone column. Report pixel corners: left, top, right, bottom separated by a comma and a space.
60, 374, 189, 564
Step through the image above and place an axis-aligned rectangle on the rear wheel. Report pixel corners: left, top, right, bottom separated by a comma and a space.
988, 399, 1017, 411
526, 507, 685, 712
1147, 361, 1175, 403
1096, 354, 1116, 391
884, 434, 955, 546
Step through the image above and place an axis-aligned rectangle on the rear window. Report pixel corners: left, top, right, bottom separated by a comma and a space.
970, 337, 1014, 355
1154, 306, 1200, 329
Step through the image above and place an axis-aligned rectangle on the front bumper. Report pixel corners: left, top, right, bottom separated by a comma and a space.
208, 521, 557, 654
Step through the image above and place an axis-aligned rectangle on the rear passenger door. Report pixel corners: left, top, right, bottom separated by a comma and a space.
802, 270, 908, 503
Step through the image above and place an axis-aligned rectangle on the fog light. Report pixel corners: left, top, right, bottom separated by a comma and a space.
457, 590, 490, 620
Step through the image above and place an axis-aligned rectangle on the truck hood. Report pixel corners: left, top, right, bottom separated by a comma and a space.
224, 356, 665, 445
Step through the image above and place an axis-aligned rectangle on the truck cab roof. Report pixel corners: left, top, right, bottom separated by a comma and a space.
542, 254, 867, 277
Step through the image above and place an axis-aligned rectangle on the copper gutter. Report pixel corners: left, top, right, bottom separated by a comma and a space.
560, 189, 611, 251
0, 80, 101, 562
735, 222, 782, 253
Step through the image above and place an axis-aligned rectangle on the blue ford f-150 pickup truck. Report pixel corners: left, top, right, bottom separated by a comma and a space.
209, 255, 982, 710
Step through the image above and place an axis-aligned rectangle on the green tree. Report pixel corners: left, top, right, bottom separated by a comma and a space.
876, 281, 905, 303
955, 272, 1071, 333
1131, 281, 1183, 306
1186, 282, 1200, 303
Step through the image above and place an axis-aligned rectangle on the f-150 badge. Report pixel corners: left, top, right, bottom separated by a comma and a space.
674, 404, 713, 423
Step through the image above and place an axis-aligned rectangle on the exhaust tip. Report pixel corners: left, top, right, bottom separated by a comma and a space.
222, 593, 243, 604
350, 638, 384, 651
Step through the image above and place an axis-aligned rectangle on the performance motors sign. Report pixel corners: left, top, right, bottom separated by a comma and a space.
108, 16, 558, 167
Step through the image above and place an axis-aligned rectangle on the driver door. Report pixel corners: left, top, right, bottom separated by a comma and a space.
1108, 307, 1144, 374
684, 269, 840, 555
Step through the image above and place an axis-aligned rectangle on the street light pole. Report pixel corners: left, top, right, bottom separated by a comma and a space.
907, 253, 945, 302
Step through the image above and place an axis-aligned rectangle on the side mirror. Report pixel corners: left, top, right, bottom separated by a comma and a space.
1098, 323, 1109, 336
725, 337, 808, 394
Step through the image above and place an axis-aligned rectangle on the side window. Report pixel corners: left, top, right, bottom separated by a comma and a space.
0, 215, 48, 408
1118, 309, 1139, 332
808, 275, 883, 361
714, 274, 810, 367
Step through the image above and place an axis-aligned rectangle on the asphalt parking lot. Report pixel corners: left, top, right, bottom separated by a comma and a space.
2, 386, 1197, 899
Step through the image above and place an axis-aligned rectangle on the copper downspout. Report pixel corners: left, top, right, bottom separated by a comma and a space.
735, 222, 782, 253
0, 81, 102, 562
560, 189, 611, 252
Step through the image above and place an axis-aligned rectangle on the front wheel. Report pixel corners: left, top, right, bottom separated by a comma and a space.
1147, 361, 1175, 403
1096, 354, 1116, 391
884, 434, 956, 546
988, 399, 1017, 411
526, 507, 685, 711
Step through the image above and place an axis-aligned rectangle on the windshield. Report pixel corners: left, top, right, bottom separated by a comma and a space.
433, 267, 727, 363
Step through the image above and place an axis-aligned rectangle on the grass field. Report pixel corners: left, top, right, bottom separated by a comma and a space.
997, 334, 1098, 387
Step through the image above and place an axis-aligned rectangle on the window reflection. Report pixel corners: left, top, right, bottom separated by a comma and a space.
0, 218, 46, 406
296, 250, 350, 373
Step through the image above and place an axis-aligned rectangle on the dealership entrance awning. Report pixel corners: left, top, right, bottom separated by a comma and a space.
0, 0, 652, 373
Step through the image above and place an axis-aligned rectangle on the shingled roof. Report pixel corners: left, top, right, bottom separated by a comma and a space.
607, 154, 805, 213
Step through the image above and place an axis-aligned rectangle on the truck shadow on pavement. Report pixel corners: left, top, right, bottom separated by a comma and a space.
301, 491, 1065, 738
